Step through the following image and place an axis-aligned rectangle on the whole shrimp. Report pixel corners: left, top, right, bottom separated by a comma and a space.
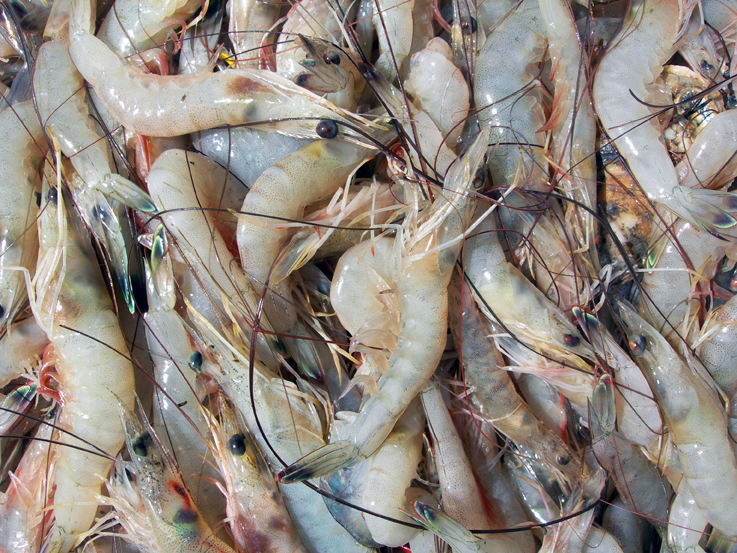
107, 403, 236, 553
31, 175, 135, 553
0, 100, 47, 332
277, 125, 490, 482
205, 397, 308, 553
67, 0, 380, 140
618, 301, 737, 535
592, 0, 737, 238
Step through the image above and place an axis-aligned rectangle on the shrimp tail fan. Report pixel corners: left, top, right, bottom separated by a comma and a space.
410, 502, 479, 550
277, 440, 359, 483
666, 186, 737, 239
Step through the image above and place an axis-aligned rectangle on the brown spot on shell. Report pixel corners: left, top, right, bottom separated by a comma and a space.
225, 74, 274, 98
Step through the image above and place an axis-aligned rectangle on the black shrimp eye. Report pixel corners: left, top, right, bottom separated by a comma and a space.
460, 17, 477, 35
47, 186, 58, 205
228, 433, 247, 456
628, 334, 647, 356
323, 51, 340, 65
188, 351, 203, 372
563, 334, 580, 347
556, 455, 570, 466
132, 432, 151, 457
316, 119, 339, 139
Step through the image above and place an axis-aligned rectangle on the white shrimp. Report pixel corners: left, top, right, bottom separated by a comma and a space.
31, 174, 135, 553
228, 0, 279, 69
618, 301, 737, 535
277, 125, 490, 483
0, 100, 47, 332
593, 0, 737, 239
67, 0, 381, 140
372, 0, 415, 80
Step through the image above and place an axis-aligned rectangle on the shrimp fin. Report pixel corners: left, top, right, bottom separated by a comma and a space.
666, 186, 737, 239
277, 440, 359, 483
410, 502, 480, 551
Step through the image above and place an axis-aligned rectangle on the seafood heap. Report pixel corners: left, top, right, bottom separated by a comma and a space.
3, 0, 737, 551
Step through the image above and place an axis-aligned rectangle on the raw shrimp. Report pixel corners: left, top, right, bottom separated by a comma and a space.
33, 7, 155, 312
205, 398, 308, 553
68, 0, 380, 140
32, 177, 135, 553
676, 109, 737, 190
0, 100, 47, 332
228, 0, 279, 69
404, 38, 470, 147
593, 0, 737, 238
0, 316, 48, 386
277, 125, 490, 483
588, 375, 672, 535
143, 232, 224, 529
447, 271, 579, 483
618, 301, 737, 535
372, 0, 415, 80
0, 417, 54, 553
108, 403, 236, 553
188, 308, 374, 553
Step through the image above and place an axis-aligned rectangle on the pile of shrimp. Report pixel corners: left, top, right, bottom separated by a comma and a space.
4, 0, 737, 551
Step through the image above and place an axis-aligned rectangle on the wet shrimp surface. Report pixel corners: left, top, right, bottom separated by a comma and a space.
3, 0, 737, 552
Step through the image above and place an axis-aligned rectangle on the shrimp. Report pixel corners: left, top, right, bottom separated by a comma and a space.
593, 0, 737, 239
0, 100, 47, 332
0, 317, 48, 387
404, 38, 470, 147
617, 301, 737, 535
96, 0, 202, 72
205, 398, 308, 553
67, 0, 381, 140
188, 308, 375, 553
665, 479, 709, 553
0, 417, 54, 553
228, 0, 279, 69
277, 125, 490, 483
447, 271, 580, 483
33, 4, 155, 312
676, 109, 737, 190
588, 375, 672, 535
107, 402, 236, 553
372, 0, 415, 80
31, 174, 135, 553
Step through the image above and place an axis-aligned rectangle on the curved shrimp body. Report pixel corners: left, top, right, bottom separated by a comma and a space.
676, 109, 737, 190
277, 126, 490, 483
447, 272, 579, 484
0, 419, 54, 553
228, 0, 279, 69
236, 138, 381, 375
618, 301, 737, 535
146, 149, 281, 367
114, 405, 236, 553
205, 399, 308, 553
593, 1, 737, 237
463, 213, 592, 364
0, 100, 47, 332
33, 183, 135, 553
473, 0, 547, 190
96, 0, 201, 65
68, 5, 380, 140
33, 35, 155, 312
537, 0, 597, 253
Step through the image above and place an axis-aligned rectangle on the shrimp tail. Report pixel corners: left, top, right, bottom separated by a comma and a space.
0, 382, 37, 433
277, 440, 360, 483
665, 186, 737, 239
588, 374, 616, 442
293, 35, 351, 94
99, 174, 157, 214
410, 501, 479, 550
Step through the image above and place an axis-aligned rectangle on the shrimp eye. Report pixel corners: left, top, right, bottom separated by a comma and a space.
47, 186, 58, 205
323, 51, 340, 65
229, 433, 247, 456
132, 432, 151, 457
316, 119, 339, 139
628, 334, 646, 356
563, 334, 580, 347
556, 455, 570, 466
294, 74, 309, 87
460, 17, 477, 35
188, 351, 203, 372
